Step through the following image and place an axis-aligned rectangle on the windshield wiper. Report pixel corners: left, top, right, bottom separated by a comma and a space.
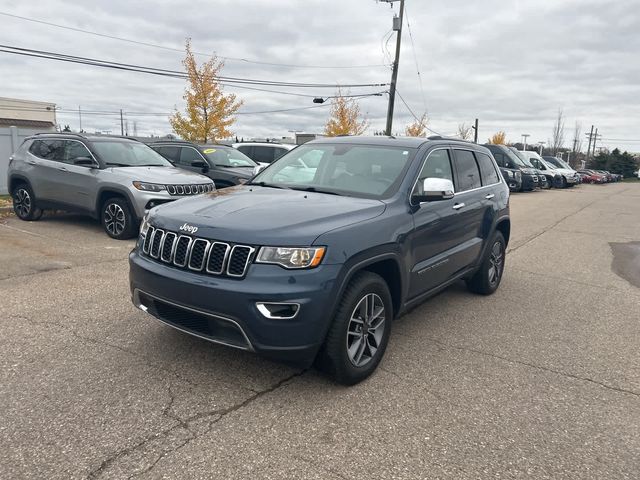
136, 164, 167, 167
289, 186, 342, 196
246, 181, 288, 189
105, 162, 129, 167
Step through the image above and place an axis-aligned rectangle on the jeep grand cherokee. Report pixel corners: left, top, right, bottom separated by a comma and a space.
129, 136, 510, 384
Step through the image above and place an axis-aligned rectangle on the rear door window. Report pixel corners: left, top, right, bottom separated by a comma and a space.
453, 149, 482, 191
155, 146, 180, 162
475, 152, 500, 185
29, 139, 65, 162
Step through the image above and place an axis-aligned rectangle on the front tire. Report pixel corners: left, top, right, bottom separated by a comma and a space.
12, 184, 43, 221
317, 272, 392, 385
466, 231, 506, 295
101, 197, 136, 240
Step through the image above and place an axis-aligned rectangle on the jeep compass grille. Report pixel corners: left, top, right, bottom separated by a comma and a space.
141, 226, 255, 279
166, 183, 214, 196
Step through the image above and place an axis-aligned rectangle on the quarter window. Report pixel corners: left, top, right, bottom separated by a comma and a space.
453, 149, 482, 191
476, 152, 500, 185
252, 146, 276, 164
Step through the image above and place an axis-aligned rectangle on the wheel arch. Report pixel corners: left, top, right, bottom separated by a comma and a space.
8, 174, 31, 194
495, 217, 511, 247
96, 187, 137, 220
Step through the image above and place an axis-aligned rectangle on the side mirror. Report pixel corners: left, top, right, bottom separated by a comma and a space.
413, 177, 455, 203
73, 156, 98, 167
191, 161, 209, 173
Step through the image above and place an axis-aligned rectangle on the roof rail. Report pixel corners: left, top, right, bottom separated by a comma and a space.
32, 132, 87, 139
428, 135, 478, 144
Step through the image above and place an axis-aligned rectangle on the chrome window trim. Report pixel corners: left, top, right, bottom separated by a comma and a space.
227, 245, 256, 278
149, 229, 165, 259
206, 242, 231, 275
173, 235, 192, 267
188, 239, 210, 271
160, 232, 178, 263
410, 147, 454, 206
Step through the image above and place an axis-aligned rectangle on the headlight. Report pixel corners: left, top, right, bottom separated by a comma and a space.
506, 170, 514, 178
133, 181, 166, 192
256, 246, 326, 269
515, 171, 522, 181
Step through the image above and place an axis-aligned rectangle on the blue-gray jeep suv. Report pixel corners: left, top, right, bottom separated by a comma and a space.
129, 136, 510, 384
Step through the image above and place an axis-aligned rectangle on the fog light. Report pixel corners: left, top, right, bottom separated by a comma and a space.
256, 302, 300, 319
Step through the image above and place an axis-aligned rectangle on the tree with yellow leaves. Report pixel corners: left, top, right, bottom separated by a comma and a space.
405, 113, 428, 137
324, 89, 368, 136
170, 39, 242, 143
488, 131, 507, 144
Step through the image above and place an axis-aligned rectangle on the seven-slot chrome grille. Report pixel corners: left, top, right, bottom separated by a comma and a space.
166, 183, 215, 196
142, 226, 255, 278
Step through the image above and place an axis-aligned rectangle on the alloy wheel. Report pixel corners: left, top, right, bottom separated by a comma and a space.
346, 293, 386, 367
14, 188, 32, 218
488, 241, 504, 286
104, 203, 126, 236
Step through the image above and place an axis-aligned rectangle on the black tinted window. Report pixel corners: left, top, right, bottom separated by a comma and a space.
454, 150, 481, 191
476, 152, 500, 185
64, 140, 92, 164
30, 139, 65, 161
179, 147, 203, 165
252, 146, 276, 163
492, 151, 505, 167
156, 146, 180, 162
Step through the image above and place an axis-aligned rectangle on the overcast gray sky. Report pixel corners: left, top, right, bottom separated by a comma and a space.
1, 0, 639, 152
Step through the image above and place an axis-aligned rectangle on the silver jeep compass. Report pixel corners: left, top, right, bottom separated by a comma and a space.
7, 133, 215, 239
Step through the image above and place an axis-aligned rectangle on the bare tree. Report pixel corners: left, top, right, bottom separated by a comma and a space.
571, 121, 582, 153
550, 108, 565, 155
457, 123, 473, 140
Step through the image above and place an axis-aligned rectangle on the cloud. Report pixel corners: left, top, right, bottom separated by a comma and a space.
0, 0, 638, 151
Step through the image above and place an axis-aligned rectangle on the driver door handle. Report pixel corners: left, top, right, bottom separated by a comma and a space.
26, 160, 37, 165
485, 193, 495, 199
58, 166, 68, 171
452, 202, 465, 210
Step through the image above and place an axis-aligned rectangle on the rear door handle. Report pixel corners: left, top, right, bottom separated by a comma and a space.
485, 193, 495, 199
58, 166, 68, 171
26, 160, 37, 165
452, 202, 465, 210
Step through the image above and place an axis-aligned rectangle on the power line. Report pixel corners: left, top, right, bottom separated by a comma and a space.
395, 89, 442, 136
0, 44, 389, 89
0, 11, 390, 70
403, 6, 427, 112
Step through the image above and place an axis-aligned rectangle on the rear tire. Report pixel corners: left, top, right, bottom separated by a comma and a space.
101, 197, 136, 240
466, 231, 506, 295
12, 183, 42, 221
317, 272, 392, 385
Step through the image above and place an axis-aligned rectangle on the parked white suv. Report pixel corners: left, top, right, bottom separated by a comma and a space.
520, 151, 578, 188
232, 142, 295, 167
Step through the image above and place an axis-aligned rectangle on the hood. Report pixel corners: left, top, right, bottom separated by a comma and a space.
107, 166, 211, 184
149, 186, 386, 245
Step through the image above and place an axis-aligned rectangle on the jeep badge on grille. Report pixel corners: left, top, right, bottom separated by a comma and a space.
179, 223, 198, 234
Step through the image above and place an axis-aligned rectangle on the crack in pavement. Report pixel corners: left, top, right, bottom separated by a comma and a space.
421, 336, 640, 398
88, 369, 307, 479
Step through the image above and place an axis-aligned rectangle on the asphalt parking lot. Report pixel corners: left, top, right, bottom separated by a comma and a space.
1, 183, 639, 479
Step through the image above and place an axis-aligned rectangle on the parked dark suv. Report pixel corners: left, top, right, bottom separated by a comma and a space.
484, 144, 539, 191
130, 136, 510, 384
150, 141, 258, 188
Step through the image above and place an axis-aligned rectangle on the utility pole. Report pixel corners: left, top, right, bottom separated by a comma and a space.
380, 0, 405, 136
120, 109, 124, 136
473, 118, 479, 143
78, 106, 82, 132
585, 125, 594, 163
591, 128, 599, 158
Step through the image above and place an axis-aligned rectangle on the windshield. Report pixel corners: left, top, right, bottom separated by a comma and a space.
556, 158, 572, 169
200, 146, 257, 168
543, 157, 563, 168
251, 144, 416, 199
92, 141, 172, 167
507, 147, 534, 168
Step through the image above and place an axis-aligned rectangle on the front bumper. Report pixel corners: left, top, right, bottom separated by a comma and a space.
129, 250, 344, 365
521, 173, 538, 190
